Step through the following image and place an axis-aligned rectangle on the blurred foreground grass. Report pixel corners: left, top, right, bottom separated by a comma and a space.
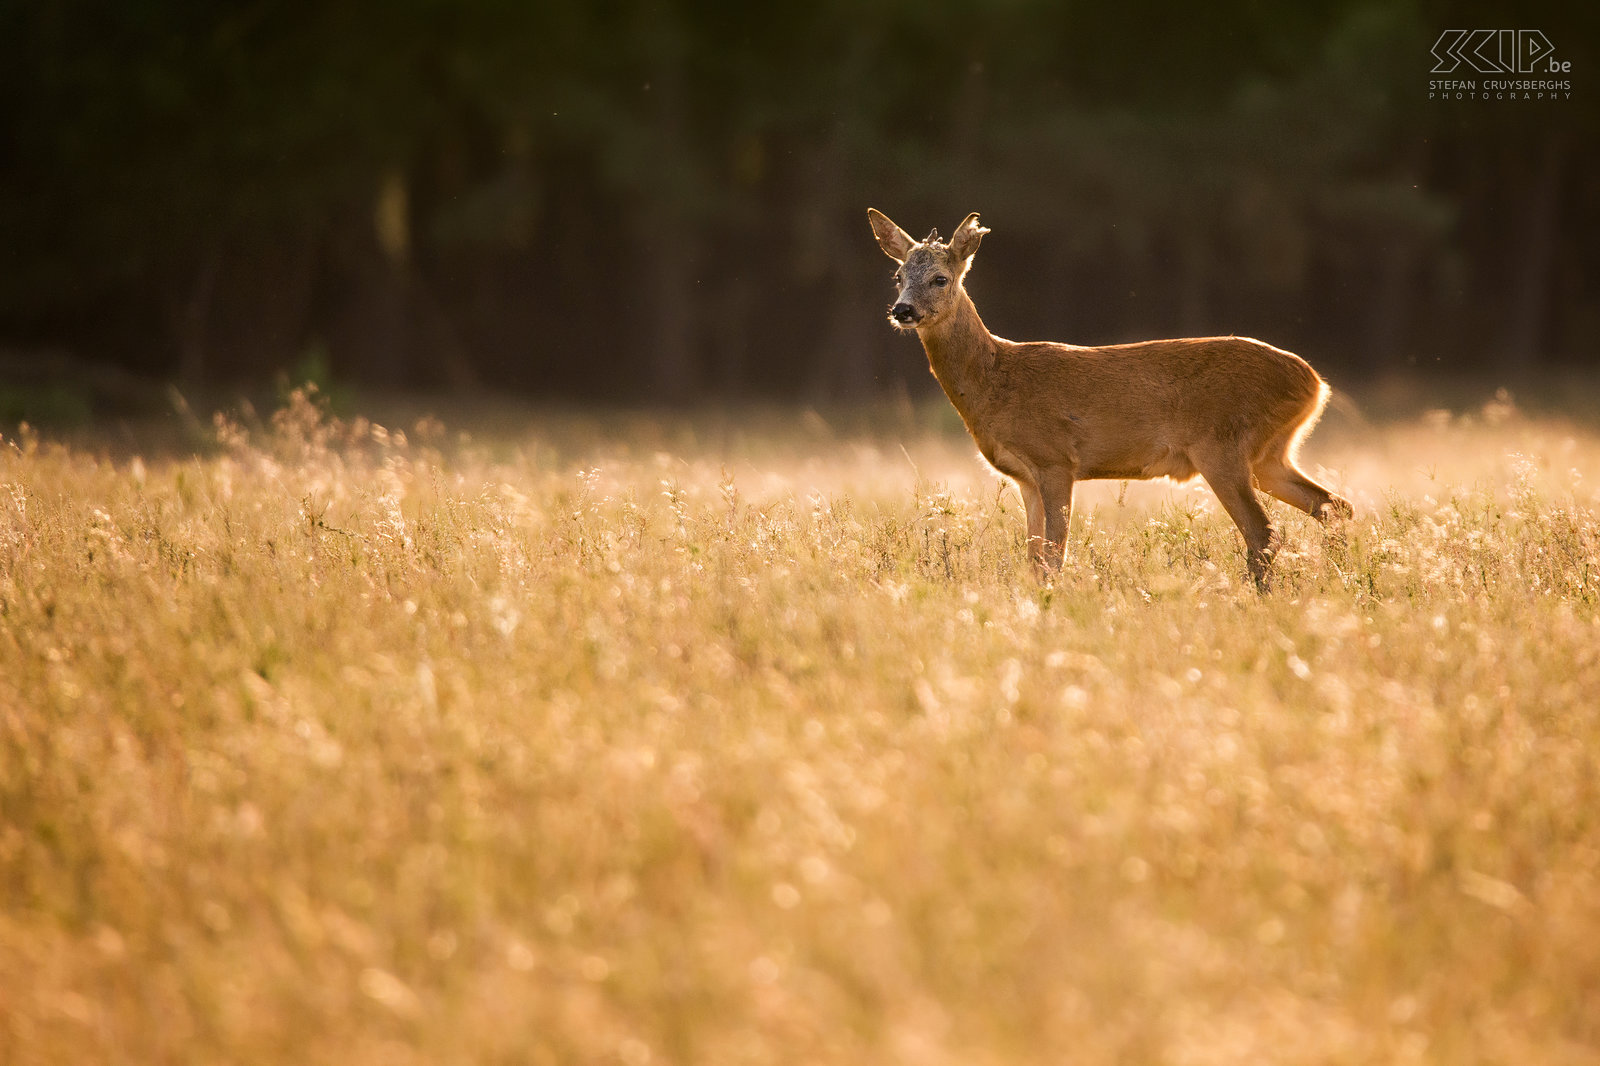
3, 390, 1600, 1065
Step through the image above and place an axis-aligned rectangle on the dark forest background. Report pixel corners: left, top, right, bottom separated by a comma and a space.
1, 0, 1596, 414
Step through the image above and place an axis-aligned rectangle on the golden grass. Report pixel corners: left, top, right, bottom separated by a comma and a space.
3, 389, 1599, 1065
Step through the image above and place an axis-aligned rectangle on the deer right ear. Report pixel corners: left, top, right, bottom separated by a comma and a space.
868, 208, 915, 262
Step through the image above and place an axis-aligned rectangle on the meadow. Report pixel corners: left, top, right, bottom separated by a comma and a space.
3, 387, 1599, 1065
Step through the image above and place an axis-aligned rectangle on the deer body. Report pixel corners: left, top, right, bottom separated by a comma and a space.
869, 208, 1352, 585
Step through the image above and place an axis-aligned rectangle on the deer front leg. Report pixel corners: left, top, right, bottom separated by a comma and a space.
1040, 469, 1076, 572
1017, 478, 1050, 576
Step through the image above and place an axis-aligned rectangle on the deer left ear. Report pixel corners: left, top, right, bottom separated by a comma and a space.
949, 212, 989, 261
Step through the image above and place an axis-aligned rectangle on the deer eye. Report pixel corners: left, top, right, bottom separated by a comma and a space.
932, 275, 949, 287
892, 272, 902, 284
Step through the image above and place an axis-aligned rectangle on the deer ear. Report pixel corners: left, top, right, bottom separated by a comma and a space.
949, 212, 990, 260
868, 208, 915, 262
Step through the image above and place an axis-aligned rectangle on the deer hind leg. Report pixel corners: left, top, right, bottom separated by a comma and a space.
1253, 434, 1353, 522
1195, 448, 1278, 589
1250, 402, 1354, 521
1254, 458, 1353, 522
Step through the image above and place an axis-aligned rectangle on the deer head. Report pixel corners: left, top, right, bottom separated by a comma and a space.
868, 209, 989, 330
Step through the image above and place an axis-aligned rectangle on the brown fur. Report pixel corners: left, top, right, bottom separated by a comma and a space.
868, 208, 1353, 586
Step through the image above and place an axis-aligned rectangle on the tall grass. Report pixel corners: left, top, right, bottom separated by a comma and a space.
3, 390, 1599, 1065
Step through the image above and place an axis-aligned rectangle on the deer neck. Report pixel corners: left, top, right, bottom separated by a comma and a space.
917, 288, 996, 418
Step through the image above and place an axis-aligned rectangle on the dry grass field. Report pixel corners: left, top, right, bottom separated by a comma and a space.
3, 387, 1600, 1065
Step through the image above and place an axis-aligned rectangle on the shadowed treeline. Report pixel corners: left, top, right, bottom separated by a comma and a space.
1, 0, 1596, 409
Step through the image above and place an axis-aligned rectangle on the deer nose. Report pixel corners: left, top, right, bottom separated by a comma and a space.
891, 302, 917, 323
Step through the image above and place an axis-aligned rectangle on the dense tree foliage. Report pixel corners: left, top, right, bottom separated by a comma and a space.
1, 0, 1595, 403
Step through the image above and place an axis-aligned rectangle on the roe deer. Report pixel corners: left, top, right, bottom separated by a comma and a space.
868, 208, 1352, 587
